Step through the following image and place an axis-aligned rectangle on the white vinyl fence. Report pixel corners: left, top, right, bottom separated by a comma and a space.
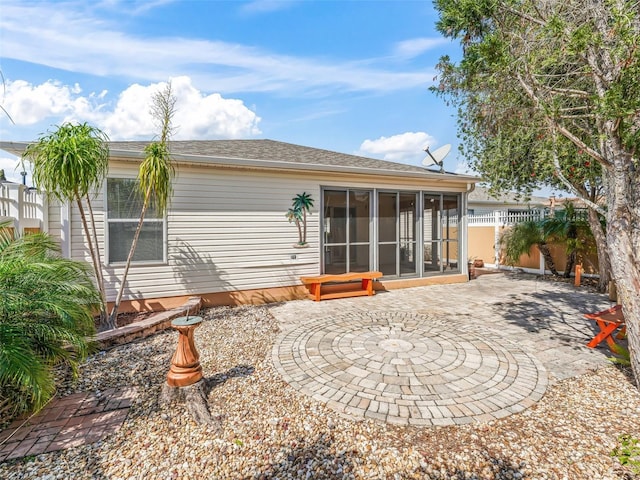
0, 182, 48, 233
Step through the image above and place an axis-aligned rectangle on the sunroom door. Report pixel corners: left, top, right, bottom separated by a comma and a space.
323, 189, 371, 274
378, 192, 417, 277
423, 194, 460, 274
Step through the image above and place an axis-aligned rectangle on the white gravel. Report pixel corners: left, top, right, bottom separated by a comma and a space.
1, 304, 639, 479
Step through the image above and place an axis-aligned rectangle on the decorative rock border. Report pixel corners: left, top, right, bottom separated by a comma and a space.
96, 297, 202, 349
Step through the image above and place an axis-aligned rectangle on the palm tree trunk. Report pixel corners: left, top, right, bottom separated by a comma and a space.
538, 242, 559, 276
295, 219, 302, 244
302, 210, 307, 244
84, 195, 108, 309
564, 250, 576, 279
109, 189, 151, 325
75, 197, 108, 325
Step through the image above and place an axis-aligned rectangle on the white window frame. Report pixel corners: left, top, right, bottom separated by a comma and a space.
104, 177, 167, 266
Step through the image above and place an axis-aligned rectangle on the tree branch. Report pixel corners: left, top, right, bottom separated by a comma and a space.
498, 2, 547, 27
551, 132, 606, 215
515, 71, 608, 165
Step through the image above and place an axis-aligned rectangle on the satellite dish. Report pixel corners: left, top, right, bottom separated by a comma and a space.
422, 144, 451, 173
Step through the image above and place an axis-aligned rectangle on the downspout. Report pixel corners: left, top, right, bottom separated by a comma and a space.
464, 183, 476, 278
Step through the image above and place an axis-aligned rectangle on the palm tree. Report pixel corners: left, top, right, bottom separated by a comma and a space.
290, 192, 314, 245
0, 222, 100, 418
23, 123, 110, 325
286, 207, 304, 244
109, 83, 176, 325
500, 220, 560, 276
541, 203, 594, 278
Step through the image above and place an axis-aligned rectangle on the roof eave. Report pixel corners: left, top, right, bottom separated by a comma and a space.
111, 149, 480, 183
1, 141, 480, 183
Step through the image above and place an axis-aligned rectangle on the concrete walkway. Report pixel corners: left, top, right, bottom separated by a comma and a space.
270, 272, 616, 426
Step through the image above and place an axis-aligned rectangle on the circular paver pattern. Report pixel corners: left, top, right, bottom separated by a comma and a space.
272, 311, 547, 426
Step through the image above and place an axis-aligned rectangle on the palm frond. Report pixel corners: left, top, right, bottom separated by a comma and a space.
0, 228, 99, 417
23, 123, 110, 202
500, 220, 543, 265
141, 141, 174, 215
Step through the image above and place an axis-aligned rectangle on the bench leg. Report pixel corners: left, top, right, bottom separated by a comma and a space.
587, 321, 621, 348
309, 283, 322, 301
362, 278, 374, 296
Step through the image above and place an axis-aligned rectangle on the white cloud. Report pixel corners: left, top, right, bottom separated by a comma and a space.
359, 132, 437, 163
0, 155, 27, 184
170, 76, 262, 139
1, 77, 261, 140
1, 1, 434, 95
96, 0, 177, 15
2, 80, 94, 125
394, 37, 450, 59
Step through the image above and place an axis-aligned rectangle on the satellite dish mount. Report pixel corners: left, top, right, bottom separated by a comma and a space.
422, 144, 451, 173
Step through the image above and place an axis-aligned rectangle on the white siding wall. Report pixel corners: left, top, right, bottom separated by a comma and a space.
47, 201, 62, 243
70, 163, 320, 301
68, 161, 470, 302
70, 192, 105, 265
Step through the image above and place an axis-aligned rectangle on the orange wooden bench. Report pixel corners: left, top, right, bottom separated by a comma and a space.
300, 271, 383, 302
585, 305, 626, 349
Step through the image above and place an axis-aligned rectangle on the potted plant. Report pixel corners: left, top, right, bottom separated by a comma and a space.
286, 192, 314, 247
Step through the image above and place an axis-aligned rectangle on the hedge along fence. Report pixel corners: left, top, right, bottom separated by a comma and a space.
467, 211, 600, 276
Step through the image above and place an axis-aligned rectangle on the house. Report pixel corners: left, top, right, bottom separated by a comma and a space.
0, 139, 479, 311
468, 186, 549, 216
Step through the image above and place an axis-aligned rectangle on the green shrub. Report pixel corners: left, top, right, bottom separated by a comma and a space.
612, 435, 640, 474
0, 223, 100, 419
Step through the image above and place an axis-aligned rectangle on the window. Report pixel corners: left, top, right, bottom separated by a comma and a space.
378, 192, 417, 277
106, 178, 165, 264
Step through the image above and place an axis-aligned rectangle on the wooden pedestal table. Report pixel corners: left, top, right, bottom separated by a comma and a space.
167, 316, 203, 387
160, 316, 217, 425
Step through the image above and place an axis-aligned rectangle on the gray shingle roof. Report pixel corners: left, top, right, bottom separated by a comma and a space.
108, 139, 471, 177
1, 138, 479, 181
468, 186, 549, 206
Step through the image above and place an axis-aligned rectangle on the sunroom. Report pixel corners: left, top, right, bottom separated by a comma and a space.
322, 188, 461, 278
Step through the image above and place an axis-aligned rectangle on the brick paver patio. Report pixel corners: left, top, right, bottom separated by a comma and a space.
0, 387, 137, 462
273, 310, 547, 425
270, 272, 615, 425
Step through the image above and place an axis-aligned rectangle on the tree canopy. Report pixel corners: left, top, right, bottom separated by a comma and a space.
432, 0, 640, 384
433, 0, 638, 212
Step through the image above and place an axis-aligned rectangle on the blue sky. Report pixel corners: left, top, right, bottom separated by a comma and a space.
0, 0, 467, 184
